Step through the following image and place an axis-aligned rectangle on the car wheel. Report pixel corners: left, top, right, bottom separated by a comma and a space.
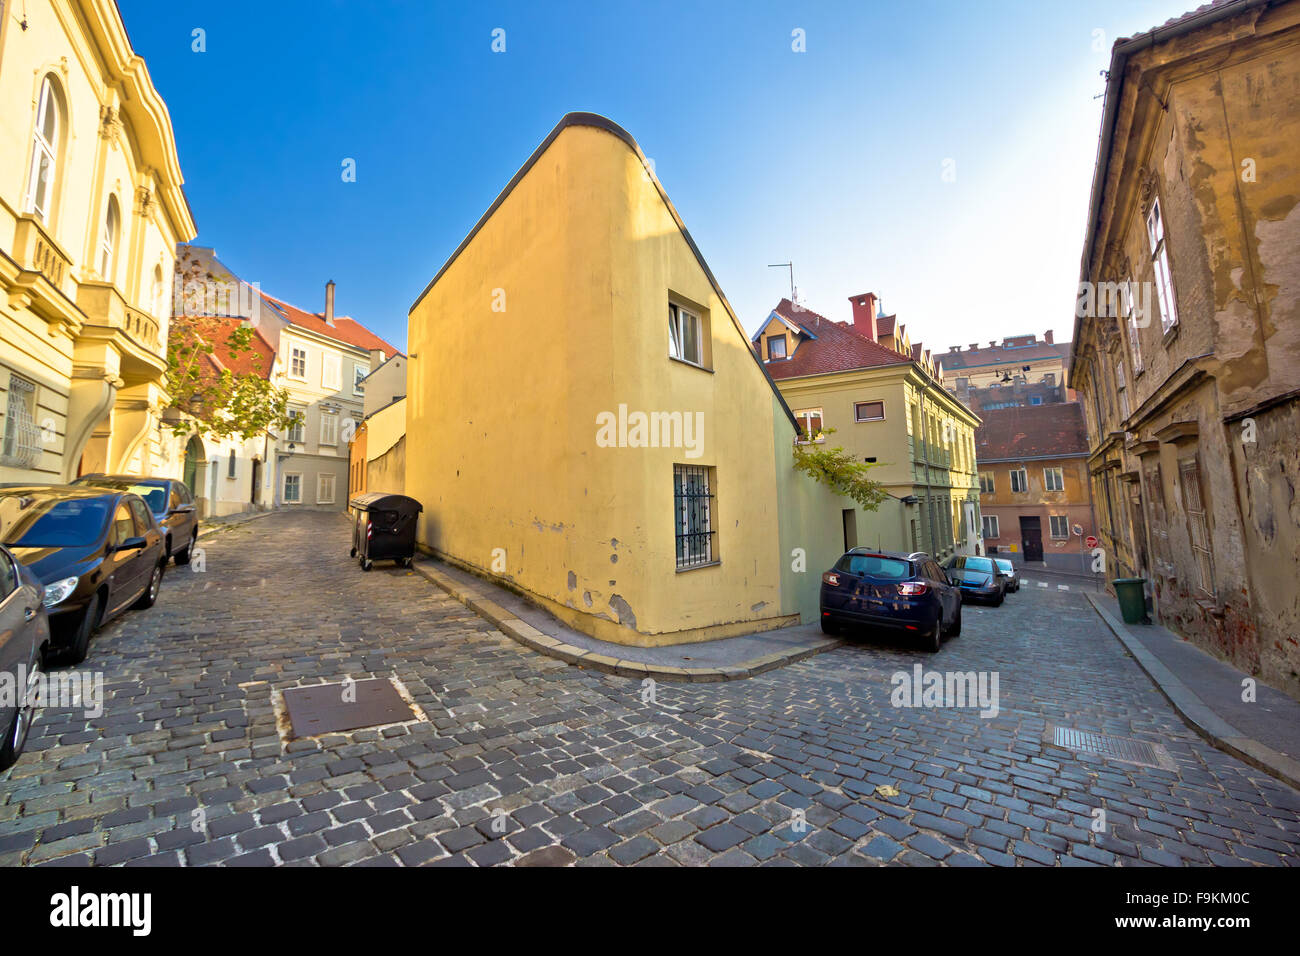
66, 592, 102, 666
923, 616, 942, 653
993, 591, 1004, 607
0, 652, 41, 772
175, 532, 197, 566
820, 616, 839, 636
133, 561, 165, 610
350, 546, 357, 558
361, 558, 373, 572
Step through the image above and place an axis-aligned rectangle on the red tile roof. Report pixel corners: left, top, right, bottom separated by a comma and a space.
875, 314, 896, 337
760, 299, 912, 380
941, 339, 1071, 370
174, 315, 277, 381
261, 293, 401, 359
975, 403, 1089, 460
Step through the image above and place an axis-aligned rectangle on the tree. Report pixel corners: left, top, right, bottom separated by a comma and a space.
791, 427, 889, 511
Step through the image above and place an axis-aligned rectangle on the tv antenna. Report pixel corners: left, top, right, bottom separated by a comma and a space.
768, 262, 796, 304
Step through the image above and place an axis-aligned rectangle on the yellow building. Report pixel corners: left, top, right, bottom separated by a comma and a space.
405, 113, 846, 647
754, 296, 982, 562
0, 0, 196, 482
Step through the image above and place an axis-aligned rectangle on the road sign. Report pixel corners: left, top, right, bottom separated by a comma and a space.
1085, 535, 1098, 549
1072, 523, 1084, 536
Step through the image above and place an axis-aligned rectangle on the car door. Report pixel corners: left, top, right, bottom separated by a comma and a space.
128, 498, 161, 597
0, 549, 31, 736
926, 560, 955, 621
104, 501, 144, 614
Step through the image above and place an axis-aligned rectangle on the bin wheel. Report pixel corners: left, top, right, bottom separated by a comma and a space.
362, 558, 373, 572
350, 546, 357, 557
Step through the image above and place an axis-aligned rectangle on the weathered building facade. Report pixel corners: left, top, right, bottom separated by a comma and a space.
1072, 0, 1300, 698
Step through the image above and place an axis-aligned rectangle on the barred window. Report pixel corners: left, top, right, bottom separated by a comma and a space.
2, 374, 42, 469
673, 464, 715, 570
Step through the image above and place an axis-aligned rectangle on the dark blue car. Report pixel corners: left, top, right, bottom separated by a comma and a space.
943, 555, 1008, 606
819, 549, 961, 652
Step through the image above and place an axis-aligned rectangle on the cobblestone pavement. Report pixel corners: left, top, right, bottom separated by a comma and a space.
3, 511, 1297, 867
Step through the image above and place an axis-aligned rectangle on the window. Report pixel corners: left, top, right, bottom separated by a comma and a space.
227, 449, 237, 479
100, 195, 120, 280
128, 498, 153, 534
289, 346, 307, 380
320, 410, 338, 447
1179, 458, 1214, 596
322, 353, 342, 390
673, 464, 715, 570
1116, 360, 1129, 419
981, 515, 999, 539
668, 303, 704, 366
317, 473, 336, 505
151, 266, 165, 319
793, 408, 824, 443
1049, 515, 1069, 539
353, 365, 367, 395
1146, 197, 1179, 334
111, 503, 135, 545
24, 77, 60, 220
283, 473, 302, 504
854, 401, 884, 422
286, 408, 305, 444
2, 374, 42, 468
1010, 468, 1028, 493
978, 473, 994, 494
1043, 467, 1064, 492
0, 550, 17, 601
1029, 396, 1043, 406
766, 335, 787, 360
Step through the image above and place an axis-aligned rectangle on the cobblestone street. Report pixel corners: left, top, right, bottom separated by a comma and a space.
2, 511, 1297, 867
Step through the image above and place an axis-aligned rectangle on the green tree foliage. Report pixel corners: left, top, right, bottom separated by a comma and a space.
791, 426, 888, 511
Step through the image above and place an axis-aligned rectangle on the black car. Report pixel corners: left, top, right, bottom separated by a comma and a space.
0, 544, 50, 772
0, 486, 167, 664
944, 555, 1009, 606
72, 475, 199, 565
820, 549, 961, 652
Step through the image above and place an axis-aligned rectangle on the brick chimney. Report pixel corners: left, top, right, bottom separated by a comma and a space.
1044, 329, 1054, 344
324, 280, 336, 327
848, 293, 878, 341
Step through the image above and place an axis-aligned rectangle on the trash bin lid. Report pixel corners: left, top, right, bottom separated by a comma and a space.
347, 492, 423, 514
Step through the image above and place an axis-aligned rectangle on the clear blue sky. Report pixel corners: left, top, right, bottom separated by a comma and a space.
121, 0, 1197, 353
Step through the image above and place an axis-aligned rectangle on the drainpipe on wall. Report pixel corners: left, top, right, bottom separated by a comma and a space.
917, 378, 938, 558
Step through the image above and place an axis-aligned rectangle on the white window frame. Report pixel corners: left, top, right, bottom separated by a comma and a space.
766, 334, 787, 361
289, 345, 308, 381
317, 472, 336, 505
854, 401, 885, 423
1043, 467, 1064, 492
978, 473, 994, 494
1115, 360, 1129, 419
322, 352, 342, 390
319, 410, 338, 447
353, 365, 367, 395
24, 78, 59, 220
1146, 197, 1179, 334
981, 515, 999, 539
286, 407, 306, 444
282, 472, 302, 504
1010, 468, 1028, 493
668, 303, 704, 367
1049, 515, 1069, 539
100, 195, 119, 280
794, 408, 824, 444
1124, 277, 1144, 373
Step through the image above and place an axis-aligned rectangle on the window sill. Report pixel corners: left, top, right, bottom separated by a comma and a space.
669, 355, 714, 373
676, 560, 720, 574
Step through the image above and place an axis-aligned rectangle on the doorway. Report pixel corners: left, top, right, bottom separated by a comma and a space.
1020, 515, 1043, 562
250, 457, 262, 506
842, 509, 857, 552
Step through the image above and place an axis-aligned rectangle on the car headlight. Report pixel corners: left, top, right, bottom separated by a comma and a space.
42, 576, 79, 608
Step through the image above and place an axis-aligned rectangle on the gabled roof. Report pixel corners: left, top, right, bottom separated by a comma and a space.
875, 314, 896, 337
408, 111, 802, 433
975, 403, 1089, 460
261, 293, 400, 359
175, 315, 276, 381
752, 308, 818, 342
761, 299, 912, 380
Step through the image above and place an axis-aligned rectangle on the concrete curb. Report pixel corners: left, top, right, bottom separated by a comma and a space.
1084, 590, 1300, 791
412, 561, 842, 682
196, 510, 277, 540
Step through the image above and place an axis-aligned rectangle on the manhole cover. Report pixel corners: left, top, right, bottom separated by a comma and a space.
283, 678, 416, 738
1047, 725, 1175, 770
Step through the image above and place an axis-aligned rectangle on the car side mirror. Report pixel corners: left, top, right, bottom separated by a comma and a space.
169, 503, 196, 515
116, 536, 146, 552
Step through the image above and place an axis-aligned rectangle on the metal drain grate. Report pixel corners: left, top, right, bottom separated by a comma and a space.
283, 678, 416, 739
1048, 726, 1175, 770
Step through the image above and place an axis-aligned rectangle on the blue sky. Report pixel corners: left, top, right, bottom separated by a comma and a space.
121, 0, 1198, 353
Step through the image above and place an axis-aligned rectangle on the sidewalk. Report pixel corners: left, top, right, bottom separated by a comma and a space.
413, 557, 842, 681
1085, 590, 1300, 790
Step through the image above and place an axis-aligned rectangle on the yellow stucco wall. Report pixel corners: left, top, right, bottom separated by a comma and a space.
407, 117, 843, 645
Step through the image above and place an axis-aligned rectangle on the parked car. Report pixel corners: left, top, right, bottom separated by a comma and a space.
820, 549, 961, 652
0, 544, 50, 772
72, 475, 199, 565
0, 486, 167, 664
944, 555, 1008, 606
992, 557, 1020, 592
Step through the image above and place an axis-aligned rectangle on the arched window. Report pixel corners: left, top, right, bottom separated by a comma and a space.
150, 265, 164, 317
24, 77, 61, 220
100, 195, 120, 279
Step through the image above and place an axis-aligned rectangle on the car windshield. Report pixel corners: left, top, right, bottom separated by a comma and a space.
994, 559, 1013, 573
0, 495, 111, 547
965, 557, 994, 572
837, 554, 910, 579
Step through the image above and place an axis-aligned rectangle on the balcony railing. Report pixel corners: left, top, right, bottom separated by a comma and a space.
75, 282, 163, 354
12, 214, 72, 291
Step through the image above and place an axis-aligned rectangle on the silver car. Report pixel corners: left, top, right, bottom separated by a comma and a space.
0, 543, 49, 772
993, 557, 1020, 592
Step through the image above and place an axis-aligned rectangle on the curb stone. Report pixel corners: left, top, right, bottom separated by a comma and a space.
1084, 590, 1300, 791
411, 561, 842, 681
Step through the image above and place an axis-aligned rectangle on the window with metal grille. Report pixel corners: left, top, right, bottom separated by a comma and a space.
2, 374, 42, 469
673, 464, 715, 570
1178, 457, 1214, 596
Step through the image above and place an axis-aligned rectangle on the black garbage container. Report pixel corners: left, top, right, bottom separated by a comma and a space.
348, 492, 423, 571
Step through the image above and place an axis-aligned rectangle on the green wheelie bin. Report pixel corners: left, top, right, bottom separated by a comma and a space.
1111, 577, 1148, 624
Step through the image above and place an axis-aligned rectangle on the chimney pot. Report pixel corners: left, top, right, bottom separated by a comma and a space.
847, 292, 878, 342
1044, 329, 1054, 344
968, 343, 978, 351
325, 280, 336, 327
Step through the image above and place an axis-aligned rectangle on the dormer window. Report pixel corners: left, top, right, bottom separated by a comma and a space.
767, 334, 787, 360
